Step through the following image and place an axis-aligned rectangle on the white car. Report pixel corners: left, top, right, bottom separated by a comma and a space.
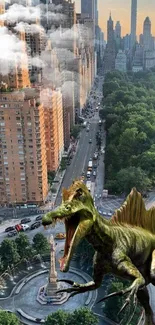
21, 224, 30, 231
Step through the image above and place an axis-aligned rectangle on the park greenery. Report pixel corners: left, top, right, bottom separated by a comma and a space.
99, 69, 155, 194
45, 307, 98, 325
0, 232, 49, 272
70, 125, 81, 139
0, 308, 98, 325
0, 310, 20, 325
103, 276, 143, 325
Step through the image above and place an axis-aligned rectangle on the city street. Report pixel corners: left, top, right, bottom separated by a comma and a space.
55, 113, 100, 206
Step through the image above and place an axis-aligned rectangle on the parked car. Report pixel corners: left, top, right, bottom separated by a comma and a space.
35, 215, 42, 221
93, 171, 96, 177
21, 224, 30, 231
7, 230, 17, 237
89, 139, 92, 143
20, 217, 31, 224
5, 226, 15, 233
30, 221, 41, 230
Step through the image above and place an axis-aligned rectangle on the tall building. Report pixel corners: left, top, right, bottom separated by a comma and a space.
115, 50, 127, 72
81, 0, 95, 21
49, 0, 76, 30
0, 90, 48, 204
104, 14, 115, 73
115, 21, 121, 39
40, 88, 64, 171
143, 17, 151, 51
94, 0, 98, 26
115, 21, 121, 52
0, 30, 30, 89
130, 0, 137, 49
123, 34, 130, 51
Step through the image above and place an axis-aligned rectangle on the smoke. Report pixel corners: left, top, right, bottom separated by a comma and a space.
1, 4, 41, 24
14, 22, 45, 34
0, 1, 94, 102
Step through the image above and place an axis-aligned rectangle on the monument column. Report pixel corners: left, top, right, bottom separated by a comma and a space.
46, 235, 58, 296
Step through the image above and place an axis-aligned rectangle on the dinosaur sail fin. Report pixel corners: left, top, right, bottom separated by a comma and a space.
111, 188, 155, 233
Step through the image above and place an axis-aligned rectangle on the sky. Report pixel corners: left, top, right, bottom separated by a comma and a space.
74, 0, 155, 39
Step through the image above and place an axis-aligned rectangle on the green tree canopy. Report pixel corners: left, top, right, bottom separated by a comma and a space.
15, 233, 33, 259
104, 70, 155, 194
0, 311, 20, 325
0, 239, 20, 268
69, 307, 98, 325
45, 308, 98, 325
116, 167, 151, 195
70, 125, 81, 139
33, 233, 50, 255
45, 310, 69, 325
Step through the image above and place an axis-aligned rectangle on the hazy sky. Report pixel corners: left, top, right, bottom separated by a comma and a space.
75, 0, 155, 39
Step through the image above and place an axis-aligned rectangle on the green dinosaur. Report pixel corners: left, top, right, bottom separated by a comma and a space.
42, 180, 155, 324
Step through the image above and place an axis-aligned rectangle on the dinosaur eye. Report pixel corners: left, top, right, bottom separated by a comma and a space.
66, 205, 71, 210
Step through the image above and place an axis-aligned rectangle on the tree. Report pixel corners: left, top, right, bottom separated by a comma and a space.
70, 125, 81, 139
116, 167, 151, 195
45, 310, 69, 325
48, 171, 56, 186
45, 308, 98, 325
60, 157, 67, 171
103, 278, 130, 324
0, 239, 20, 268
0, 311, 20, 325
103, 81, 120, 98
33, 233, 50, 255
15, 233, 33, 259
99, 108, 106, 120
68, 307, 98, 325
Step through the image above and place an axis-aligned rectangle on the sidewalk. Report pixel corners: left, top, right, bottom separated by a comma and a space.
41, 139, 80, 211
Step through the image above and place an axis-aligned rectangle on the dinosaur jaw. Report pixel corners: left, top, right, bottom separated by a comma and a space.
59, 214, 80, 272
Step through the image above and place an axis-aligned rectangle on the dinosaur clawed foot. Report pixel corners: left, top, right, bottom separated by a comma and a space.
97, 285, 137, 315
97, 289, 124, 304
118, 287, 137, 315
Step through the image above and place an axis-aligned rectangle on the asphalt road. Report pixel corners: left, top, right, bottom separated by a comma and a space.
55, 113, 100, 206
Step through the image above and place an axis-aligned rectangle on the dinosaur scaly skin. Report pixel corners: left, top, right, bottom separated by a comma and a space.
42, 181, 155, 324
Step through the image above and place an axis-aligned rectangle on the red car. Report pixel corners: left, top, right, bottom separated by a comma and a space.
15, 224, 23, 232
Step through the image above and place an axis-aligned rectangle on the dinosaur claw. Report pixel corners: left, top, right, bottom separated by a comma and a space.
57, 279, 74, 285
97, 290, 124, 304
118, 298, 129, 315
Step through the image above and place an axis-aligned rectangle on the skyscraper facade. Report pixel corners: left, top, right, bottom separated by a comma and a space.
104, 14, 115, 73
130, 0, 137, 49
0, 90, 48, 204
143, 17, 151, 51
115, 21, 121, 52
81, 0, 95, 21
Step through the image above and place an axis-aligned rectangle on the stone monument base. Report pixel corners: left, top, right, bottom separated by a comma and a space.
37, 283, 68, 305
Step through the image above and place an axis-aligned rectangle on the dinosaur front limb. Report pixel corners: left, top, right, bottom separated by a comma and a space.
56, 252, 105, 298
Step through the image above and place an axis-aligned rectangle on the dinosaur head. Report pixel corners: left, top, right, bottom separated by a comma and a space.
42, 180, 95, 272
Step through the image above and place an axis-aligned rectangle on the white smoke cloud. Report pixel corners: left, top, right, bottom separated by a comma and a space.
1, 4, 41, 24
14, 22, 45, 34
0, 1, 94, 103
0, 27, 27, 75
